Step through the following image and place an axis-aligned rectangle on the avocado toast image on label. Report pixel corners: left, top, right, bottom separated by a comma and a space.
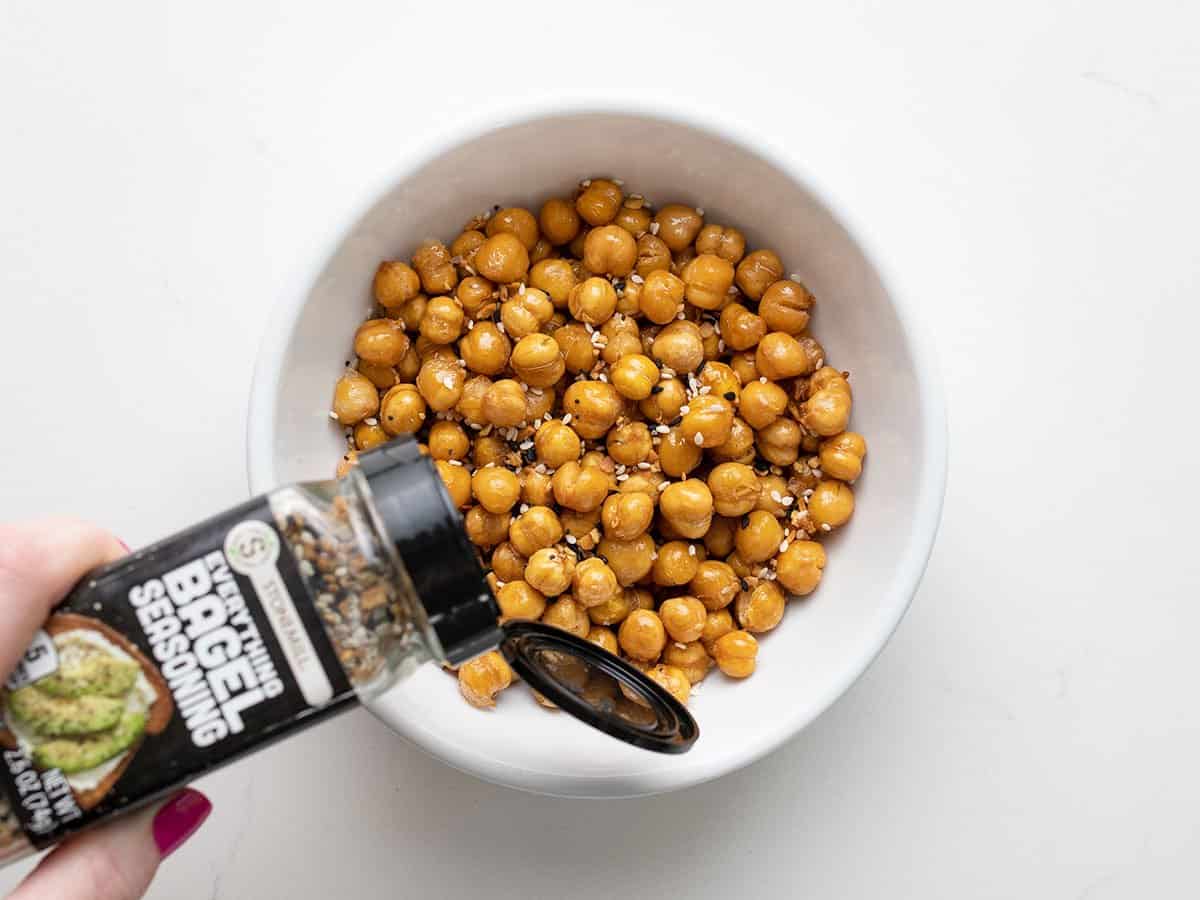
1, 614, 173, 810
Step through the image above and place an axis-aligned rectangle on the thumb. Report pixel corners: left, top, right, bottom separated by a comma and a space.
8, 789, 211, 900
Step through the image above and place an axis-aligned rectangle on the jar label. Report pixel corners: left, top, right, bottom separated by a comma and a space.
0, 497, 355, 848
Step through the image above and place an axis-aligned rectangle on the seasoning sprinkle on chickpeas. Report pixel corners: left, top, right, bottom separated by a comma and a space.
329, 176, 867, 713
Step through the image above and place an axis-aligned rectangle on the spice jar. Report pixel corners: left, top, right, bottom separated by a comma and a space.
0, 439, 696, 864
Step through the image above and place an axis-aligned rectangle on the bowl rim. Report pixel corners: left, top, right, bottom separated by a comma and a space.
246, 99, 948, 797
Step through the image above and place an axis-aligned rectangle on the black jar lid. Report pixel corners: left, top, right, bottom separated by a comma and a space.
355, 440, 698, 754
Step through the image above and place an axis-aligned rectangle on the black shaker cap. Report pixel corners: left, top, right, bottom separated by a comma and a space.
357, 440, 502, 666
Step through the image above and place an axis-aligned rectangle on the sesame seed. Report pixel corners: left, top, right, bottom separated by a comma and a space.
660, 367, 676, 378
496, 322, 506, 334
789, 273, 801, 281
688, 544, 696, 556
696, 207, 705, 216
637, 461, 652, 470
457, 358, 467, 367
675, 641, 688, 650
597, 373, 608, 382
759, 376, 767, 383
782, 496, 795, 506
535, 463, 547, 474
519, 440, 534, 450
584, 323, 595, 333
616, 473, 630, 481
581, 179, 592, 187
649, 222, 660, 235
779, 540, 790, 553
698, 385, 711, 394
518, 283, 526, 294
718, 340, 726, 351
815, 358, 824, 369
657, 480, 670, 491
328, 410, 339, 420
565, 534, 577, 544
448, 459, 463, 466
656, 424, 670, 434
630, 273, 645, 284
770, 491, 782, 502
676, 311, 686, 320
693, 432, 704, 446
821, 523, 832, 532
562, 414, 573, 425
679, 405, 691, 415
613, 178, 624, 186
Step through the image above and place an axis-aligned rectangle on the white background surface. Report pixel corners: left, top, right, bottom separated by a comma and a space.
1, 1, 1197, 897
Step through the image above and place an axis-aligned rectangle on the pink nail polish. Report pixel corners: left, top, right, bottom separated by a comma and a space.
152, 789, 211, 859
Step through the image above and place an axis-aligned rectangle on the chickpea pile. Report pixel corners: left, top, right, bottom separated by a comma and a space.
330, 178, 867, 713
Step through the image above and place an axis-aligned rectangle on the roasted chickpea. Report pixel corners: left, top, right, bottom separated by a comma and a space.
520, 467, 554, 505
542, 596, 590, 638
652, 543, 701, 587
644, 665, 690, 705
573, 558, 621, 608
396, 346, 421, 382
735, 509, 785, 564
525, 385, 555, 421
760, 279, 814, 334
808, 479, 855, 530
354, 318, 411, 367
739, 379, 789, 430
373, 261, 422, 309
651, 321, 705, 373
356, 360, 400, 391
600, 491, 654, 541
393, 293, 428, 331
681, 254, 735, 310
539, 198, 581, 246
756, 416, 803, 466
671, 245, 696, 276
464, 506, 510, 548
694, 223, 746, 264
601, 421, 648, 466
802, 367, 853, 436
710, 417, 756, 464
434, 460, 471, 508
598, 534, 656, 586
719, 303, 767, 351
754, 332, 811, 380
486, 207, 539, 251
562, 380, 622, 439
620, 473, 666, 504
696, 359, 739, 398
416, 356, 465, 411
613, 202, 652, 236
525, 546, 576, 596
472, 434, 508, 469
689, 559, 740, 611
633, 271, 681, 328
482, 379, 527, 427
703, 516, 738, 558
455, 275, 494, 317
533, 419, 580, 468
776, 540, 826, 596
819, 432, 867, 482
588, 589, 633, 626
638, 377, 686, 423
706, 462, 760, 517
471, 466, 521, 514
618, 609, 667, 662
568, 229, 590, 262
712, 630, 757, 678
379, 383, 426, 435
610, 354, 659, 400
529, 258, 577, 306
701, 608, 735, 653
576, 179, 623, 226
725, 550, 756, 579
657, 595, 706, 643
551, 461, 610, 512
500, 288, 554, 339
458, 650, 513, 708
658, 428, 703, 478
680, 394, 734, 448
351, 421, 386, 452
331, 371, 379, 425
653, 204, 703, 252
428, 420, 469, 460
600, 312, 641, 363
663, 641, 711, 684
416, 296, 464, 345
734, 249, 784, 300
567, 276, 618, 325
472, 232, 529, 285
559, 507, 602, 541
454, 375, 491, 426
510, 333, 566, 388
529, 237, 553, 264
496, 580, 546, 621
729, 350, 758, 385
412, 241, 458, 294
450, 230, 486, 267
509, 506, 563, 556
736, 581, 785, 633
491, 542, 528, 583
585, 626, 620, 655
659, 479, 714, 539
755, 474, 790, 517
635, 233, 672, 279
583, 225, 637, 278
553, 323, 598, 376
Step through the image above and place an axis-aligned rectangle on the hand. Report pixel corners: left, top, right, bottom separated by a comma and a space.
0, 520, 212, 900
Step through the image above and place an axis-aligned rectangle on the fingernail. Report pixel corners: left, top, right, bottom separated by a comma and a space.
153, 788, 211, 859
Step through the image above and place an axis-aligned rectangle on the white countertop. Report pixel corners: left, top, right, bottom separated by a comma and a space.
1, 2, 1197, 897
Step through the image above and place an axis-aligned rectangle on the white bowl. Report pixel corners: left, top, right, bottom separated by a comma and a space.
248, 106, 947, 798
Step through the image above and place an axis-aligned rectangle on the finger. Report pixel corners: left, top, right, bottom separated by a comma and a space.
0, 519, 127, 675
8, 789, 211, 900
